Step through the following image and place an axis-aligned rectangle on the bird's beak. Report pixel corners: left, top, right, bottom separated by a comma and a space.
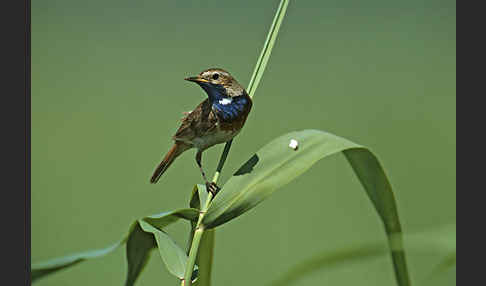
184, 76, 210, 84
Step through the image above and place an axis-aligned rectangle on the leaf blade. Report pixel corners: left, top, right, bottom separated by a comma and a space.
126, 208, 199, 285
247, 0, 290, 98
203, 130, 357, 227
343, 149, 410, 286
31, 208, 199, 284
203, 129, 410, 286
125, 222, 156, 286
143, 208, 199, 230
31, 239, 124, 283
266, 244, 386, 286
138, 220, 190, 280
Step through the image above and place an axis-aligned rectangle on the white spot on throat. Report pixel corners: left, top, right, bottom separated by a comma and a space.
219, 98, 233, 105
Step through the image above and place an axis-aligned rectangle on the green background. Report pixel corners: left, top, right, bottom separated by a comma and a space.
32, 0, 456, 285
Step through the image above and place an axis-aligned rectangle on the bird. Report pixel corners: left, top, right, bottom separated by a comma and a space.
150, 68, 253, 195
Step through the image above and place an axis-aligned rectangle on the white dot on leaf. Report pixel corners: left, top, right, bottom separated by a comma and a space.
289, 139, 299, 150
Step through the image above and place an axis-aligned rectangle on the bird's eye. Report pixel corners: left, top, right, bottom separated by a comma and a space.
212, 73, 219, 80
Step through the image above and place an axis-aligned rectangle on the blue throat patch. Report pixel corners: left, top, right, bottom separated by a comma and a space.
200, 83, 248, 121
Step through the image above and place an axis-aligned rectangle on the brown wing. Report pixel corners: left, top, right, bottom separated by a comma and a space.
173, 99, 218, 142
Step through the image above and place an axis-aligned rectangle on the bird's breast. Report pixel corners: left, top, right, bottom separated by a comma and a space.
186, 91, 252, 151
212, 95, 250, 122
192, 127, 239, 150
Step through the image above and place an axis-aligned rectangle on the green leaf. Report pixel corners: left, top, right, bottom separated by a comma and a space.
125, 222, 156, 286
409, 223, 456, 285
426, 252, 456, 282
139, 220, 195, 280
203, 130, 356, 227
32, 239, 125, 283
32, 208, 198, 285
343, 149, 410, 286
142, 208, 199, 230
203, 129, 410, 286
266, 244, 386, 286
267, 224, 456, 286
190, 185, 202, 210
189, 184, 210, 211
125, 208, 199, 285
188, 185, 201, 254
196, 184, 210, 209
247, 0, 290, 98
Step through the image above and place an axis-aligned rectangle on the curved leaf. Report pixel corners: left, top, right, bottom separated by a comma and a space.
425, 252, 456, 284
32, 239, 125, 283
266, 244, 386, 286
142, 208, 199, 230
203, 130, 357, 227
267, 225, 456, 286
125, 222, 156, 286
31, 208, 198, 285
188, 185, 201, 254
203, 129, 410, 286
138, 220, 196, 280
126, 208, 199, 285
189, 185, 202, 210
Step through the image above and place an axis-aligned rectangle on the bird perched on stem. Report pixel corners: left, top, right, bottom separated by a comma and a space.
150, 68, 252, 195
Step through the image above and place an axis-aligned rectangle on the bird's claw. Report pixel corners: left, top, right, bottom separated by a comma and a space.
206, 182, 221, 196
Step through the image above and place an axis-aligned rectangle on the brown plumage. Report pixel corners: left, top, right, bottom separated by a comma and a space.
150, 142, 190, 184
150, 68, 252, 194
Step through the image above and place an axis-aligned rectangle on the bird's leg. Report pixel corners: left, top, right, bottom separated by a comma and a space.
195, 150, 210, 182
195, 150, 221, 196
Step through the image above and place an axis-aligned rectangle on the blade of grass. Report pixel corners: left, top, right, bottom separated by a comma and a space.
267, 225, 456, 286
266, 244, 386, 286
31, 239, 125, 283
247, 0, 290, 98
138, 220, 197, 281
343, 148, 410, 286
423, 252, 456, 285
125, 222, 157, 286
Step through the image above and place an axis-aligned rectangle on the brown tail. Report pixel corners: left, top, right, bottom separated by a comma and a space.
150, 143, 190, 184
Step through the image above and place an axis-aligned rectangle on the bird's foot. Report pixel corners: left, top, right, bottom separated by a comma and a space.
205, 182, 221, 196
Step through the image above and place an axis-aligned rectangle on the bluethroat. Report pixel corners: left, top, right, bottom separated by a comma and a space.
150, 68, 252, 195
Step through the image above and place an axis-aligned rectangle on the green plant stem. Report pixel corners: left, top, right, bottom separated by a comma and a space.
182, 189, 214, 285
182, 139, 233, 285
183, 226, 204, 285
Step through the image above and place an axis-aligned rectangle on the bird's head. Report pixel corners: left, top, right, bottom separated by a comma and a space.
185, 68, 246, 100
